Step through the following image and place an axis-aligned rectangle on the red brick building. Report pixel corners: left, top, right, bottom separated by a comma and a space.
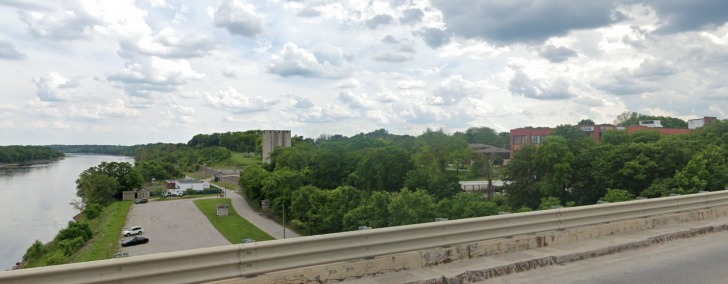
509, 119, 705, 155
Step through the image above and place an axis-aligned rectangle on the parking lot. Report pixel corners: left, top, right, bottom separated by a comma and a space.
118, 198, 230, 257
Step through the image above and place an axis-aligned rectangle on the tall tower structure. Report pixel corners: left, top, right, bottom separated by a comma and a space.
262, 130, 291, 163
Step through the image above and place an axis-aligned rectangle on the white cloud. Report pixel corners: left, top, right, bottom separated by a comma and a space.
213, 0, 264, 38
33, 72, 80, 101
98, 99, 141, 118
267, 42, 348, 78
2, 0, 728, 144
0, 41, 27, 60
203, 87, 278, 114
430, 75, 482, 105
107, 57, 205, 96
397, 79, 426, 89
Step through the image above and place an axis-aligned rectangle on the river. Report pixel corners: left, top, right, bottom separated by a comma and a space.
0, 154, 134, 270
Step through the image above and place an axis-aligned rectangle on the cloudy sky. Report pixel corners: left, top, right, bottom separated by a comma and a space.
1, 0, 727, 145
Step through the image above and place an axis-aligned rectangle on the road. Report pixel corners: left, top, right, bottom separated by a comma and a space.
119, 198, 229, 257
200, 169, 301, 239
218, 185, 302, 239
489, 230, 728, 284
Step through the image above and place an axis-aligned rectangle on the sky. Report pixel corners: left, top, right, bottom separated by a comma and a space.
1, 0, 728, 145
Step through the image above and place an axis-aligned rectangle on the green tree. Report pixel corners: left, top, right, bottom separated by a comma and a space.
538, 196, 562, 210
600, 130, 629, 145
404, 145, 461, 199
353, 146, 412, 192
310, 143, 352, 189
534, 136, 574, 201
674, 144, 728, 193
239, 166, 271, 203
388, 188, 436, 226
439, 192, 499, 219
502, 144, 541, 210
343, 191, 391, 230
577, 119, 595, 125
629, 130, 661, 144
551, 124, 594, 153
23, 240, 46, 261
456, 127, 507, 147
601, 188, 635, 202
261, 169, 307, 216
274, 142, 315, 171
75, 172, 120, 206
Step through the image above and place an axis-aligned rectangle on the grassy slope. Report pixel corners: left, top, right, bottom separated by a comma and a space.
25, 201, 131, 267
193, 198, 274, 244
72, 201, 132, 261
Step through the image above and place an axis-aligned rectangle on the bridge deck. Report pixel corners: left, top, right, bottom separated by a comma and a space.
341, 215, 728, 283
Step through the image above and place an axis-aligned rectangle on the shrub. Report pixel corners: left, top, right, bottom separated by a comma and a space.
45, 251, 67, 266
84, 203, 103, 220
57, 221, 93, 242
23, 240, 46, 261
59, 236, 86, 256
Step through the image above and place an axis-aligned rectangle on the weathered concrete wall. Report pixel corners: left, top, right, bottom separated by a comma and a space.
210, 205, 728, 284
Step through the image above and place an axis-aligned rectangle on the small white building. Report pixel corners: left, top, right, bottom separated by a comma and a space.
174, 179, 210, 192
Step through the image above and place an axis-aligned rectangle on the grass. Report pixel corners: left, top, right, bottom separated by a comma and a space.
24, 201, 132, 267
193, 198, 274, 244
72, 201, 132, 261
223, 152, 262, 169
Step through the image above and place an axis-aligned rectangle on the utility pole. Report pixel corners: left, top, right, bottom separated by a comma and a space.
282, 202, 286, 239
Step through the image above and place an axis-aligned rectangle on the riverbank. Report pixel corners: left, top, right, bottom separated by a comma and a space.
0, 154, 134, 270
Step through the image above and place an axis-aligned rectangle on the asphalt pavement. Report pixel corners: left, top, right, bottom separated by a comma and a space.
118, 197, 230, 257
344, 214, 728, 283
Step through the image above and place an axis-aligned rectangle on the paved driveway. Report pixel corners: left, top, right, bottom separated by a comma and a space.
118, 198, 230, 256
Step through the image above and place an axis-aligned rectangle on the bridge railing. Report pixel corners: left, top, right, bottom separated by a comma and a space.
3, 190, 728, 284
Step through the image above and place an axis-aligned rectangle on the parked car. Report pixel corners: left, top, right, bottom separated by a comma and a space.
121, 236, 149, 247
122, 226, 143, 236
135, 198, 148, 204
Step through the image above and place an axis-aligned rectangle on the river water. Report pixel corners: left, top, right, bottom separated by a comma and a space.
0, 154, 134, 270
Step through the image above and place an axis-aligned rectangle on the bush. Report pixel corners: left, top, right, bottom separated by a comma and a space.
84, 203, 103, 220
57, 221, 93, 242
59, 236, 86, 256
23, 240, 46, 261
185, 188, 196, 195
290, 219, 308, 232
45, 251, 67, 266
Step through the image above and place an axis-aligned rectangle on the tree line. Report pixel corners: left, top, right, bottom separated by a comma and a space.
241, 127, 512, 234
239, 119, 728, 235
503, 120, 728, 210
0, 145, 64, 163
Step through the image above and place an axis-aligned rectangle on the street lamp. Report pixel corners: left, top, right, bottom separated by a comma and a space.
282, 202, 286, 239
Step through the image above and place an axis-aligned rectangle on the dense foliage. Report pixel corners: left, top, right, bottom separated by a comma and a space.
237, 117, 728, 235
48, 145, 137, 156
613, 111, 688, 128
187, 130, 262, 153
240, 128, 518, 234
76, 162, 144, 206
0, 145, 64, 163
503, 120, 728, 209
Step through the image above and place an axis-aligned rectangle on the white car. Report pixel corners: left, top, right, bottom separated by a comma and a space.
123, 226, 143, 236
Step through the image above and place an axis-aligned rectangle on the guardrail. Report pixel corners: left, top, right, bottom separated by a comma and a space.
3, 190, 728, 284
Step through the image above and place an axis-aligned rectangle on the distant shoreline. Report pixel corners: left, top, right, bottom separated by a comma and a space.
0, 157, 64, 169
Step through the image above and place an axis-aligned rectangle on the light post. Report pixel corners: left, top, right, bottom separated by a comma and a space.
282, 202, 286, 239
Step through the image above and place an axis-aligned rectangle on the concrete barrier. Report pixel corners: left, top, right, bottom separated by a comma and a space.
3, 190, 728, 284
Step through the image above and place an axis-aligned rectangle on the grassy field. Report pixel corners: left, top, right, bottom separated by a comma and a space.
216, 152, 261, 169
193, 198, 274, 244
